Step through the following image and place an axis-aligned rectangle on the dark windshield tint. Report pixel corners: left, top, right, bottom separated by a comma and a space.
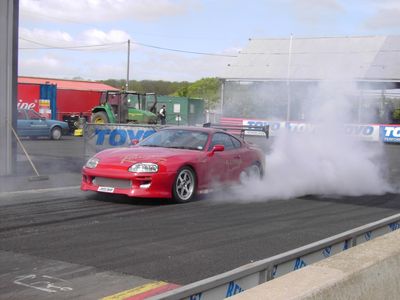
140, 129, 209, 151
208, 132, 239, 151
26, 109, 42, 120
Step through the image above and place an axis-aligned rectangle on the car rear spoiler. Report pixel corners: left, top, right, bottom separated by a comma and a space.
203, 122, 269, 139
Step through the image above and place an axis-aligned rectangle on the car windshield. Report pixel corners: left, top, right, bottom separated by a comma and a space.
139, 129, 209, 151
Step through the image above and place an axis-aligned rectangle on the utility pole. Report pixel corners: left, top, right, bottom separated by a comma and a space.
286, 34, 293, 122
126, 39, 130, 90
0, 0, 19, 176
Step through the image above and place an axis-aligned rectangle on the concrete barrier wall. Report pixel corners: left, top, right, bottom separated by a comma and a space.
230, 229, 400, 300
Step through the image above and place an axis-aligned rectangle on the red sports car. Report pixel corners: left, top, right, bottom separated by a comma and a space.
81, 126, 265, 203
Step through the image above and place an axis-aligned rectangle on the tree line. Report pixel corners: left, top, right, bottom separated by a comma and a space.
99, 77, 221, 109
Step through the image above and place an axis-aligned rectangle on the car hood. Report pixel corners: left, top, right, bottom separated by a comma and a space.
95, 146, 201, 166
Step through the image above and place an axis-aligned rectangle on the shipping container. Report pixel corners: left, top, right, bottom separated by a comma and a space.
17, 77, 117, 122
56, 89, 104, 121
156, 95, 205, 126
17, 83, 40, 111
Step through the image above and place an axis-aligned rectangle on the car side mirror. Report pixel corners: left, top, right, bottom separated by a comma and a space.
208, 144, 224, 156
213, 145, 224, 152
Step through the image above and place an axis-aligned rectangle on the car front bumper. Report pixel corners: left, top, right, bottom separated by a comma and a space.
81, 167, 176, 199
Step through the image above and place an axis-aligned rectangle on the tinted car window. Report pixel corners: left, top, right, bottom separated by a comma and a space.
140, 129, 209, 151
17, 110, 26, 120
230, 136, 242, 149
209, 132, 235, 150
26, 109, 42, 120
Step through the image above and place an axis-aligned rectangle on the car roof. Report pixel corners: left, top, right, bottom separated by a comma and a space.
160, 126, 244, 139
160, 126, 225, 134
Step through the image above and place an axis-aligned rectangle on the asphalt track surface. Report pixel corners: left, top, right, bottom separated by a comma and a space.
0, 137, 399, 299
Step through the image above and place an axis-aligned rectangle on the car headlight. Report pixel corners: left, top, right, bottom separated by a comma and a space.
85, 157, 99, 169
128, 163, 158, 173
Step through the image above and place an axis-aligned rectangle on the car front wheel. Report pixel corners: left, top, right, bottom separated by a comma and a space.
51, 127, 62, 140
172, 167, 196, 203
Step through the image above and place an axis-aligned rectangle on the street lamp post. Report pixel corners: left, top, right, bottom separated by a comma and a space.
126, 39, 130, 90
286, 34, 293, 122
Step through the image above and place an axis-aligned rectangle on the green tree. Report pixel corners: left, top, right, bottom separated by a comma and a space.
185, 78, 221, 109
174, 85, 189, 97
393, 108, 400, 122
101, 79, 125, 90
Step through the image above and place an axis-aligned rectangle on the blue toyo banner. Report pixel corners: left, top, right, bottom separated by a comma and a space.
380, 125, 400, 143
84, 123, 158, 158
237, 117, 400, 143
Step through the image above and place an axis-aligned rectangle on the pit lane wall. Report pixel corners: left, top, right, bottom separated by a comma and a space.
230, 228, 400, 300
221, 117, 400, 143
150, 214, 400, 300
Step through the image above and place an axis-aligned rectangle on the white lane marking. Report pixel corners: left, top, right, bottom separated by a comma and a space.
14, 274, 73, 293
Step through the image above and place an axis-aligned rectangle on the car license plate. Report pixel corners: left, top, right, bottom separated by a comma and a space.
97, 186, 115, 193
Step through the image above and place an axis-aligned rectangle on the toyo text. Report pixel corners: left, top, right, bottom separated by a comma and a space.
95, 128, 156, 146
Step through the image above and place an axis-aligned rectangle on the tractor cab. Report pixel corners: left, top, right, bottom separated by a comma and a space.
92, 91, 158, 124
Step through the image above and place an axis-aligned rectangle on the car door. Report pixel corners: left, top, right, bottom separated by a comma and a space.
226, 135, 247, 181
26, 109, 50, 137
16, 109, 30, 136
207, 132, 239, 184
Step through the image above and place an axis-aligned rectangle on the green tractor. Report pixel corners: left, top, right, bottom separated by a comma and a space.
91, 91, 158, 124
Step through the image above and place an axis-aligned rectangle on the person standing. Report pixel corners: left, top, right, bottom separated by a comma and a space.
159, 105, 166, 125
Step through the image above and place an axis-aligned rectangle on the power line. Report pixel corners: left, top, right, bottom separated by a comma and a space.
130, 40, 237, 57
19, 37, 237, 57
19, 37, 125, 51
20, 10, 91, 25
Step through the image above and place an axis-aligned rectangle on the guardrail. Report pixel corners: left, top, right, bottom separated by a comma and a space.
150, 213, 400, 300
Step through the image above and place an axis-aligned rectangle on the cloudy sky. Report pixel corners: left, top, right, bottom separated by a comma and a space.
19, 0, 400, 82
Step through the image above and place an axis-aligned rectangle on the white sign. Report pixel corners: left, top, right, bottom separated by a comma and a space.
173, 103, 181, 113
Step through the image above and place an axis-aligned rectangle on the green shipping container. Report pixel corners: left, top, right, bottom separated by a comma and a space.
156, 96, 205, 126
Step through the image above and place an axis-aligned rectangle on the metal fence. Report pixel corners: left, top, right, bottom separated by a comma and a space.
150, 213, 400, 300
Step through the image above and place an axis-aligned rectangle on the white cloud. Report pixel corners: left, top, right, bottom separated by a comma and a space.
18, 27, 131, 79
20, 54, 128, 81
364, 1, 400, 30
19, 54, 76, 77
19, 27, 131, 51
19, 27, 73, 47
290, 0, 344, 25
18, 25, 235, 81
20, 0, 198, 23
80, 60, 127, 80
80, 29, 131, 45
